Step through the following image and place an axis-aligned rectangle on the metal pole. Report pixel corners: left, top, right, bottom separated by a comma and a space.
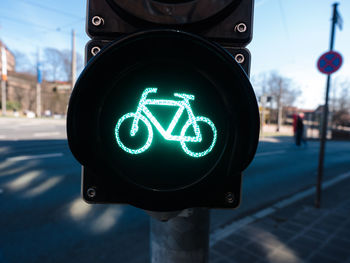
260, 95, 266, 137
316, 75, 331, 208
1, 80, 6, 116
36, 82, 41, 117
71, 30, 77, 89
329, 3, 338, 51
315, 3, 338, 208
1, 46, 7, 116
36, 50, 41, 117
276, 86, 282, 132
150, 208, 210, 263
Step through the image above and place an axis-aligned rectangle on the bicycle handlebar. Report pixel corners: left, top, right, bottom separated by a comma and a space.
174, 93, 195, 101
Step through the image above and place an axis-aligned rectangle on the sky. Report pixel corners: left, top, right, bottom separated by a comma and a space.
0, 0, 349, 109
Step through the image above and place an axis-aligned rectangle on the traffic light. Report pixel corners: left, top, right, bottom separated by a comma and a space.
67, 1, 259, 211
87, 0, 254, 45
85, 0, 254, 75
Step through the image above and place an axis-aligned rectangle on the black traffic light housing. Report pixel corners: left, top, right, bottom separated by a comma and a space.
86, 39, 251, 75
67, 30, 259, 211
67, 0, 259, 211
87, 0, 254, 46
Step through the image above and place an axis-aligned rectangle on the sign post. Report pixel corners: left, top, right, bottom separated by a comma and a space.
36, 52, 42, 118
315, 3, 343, 208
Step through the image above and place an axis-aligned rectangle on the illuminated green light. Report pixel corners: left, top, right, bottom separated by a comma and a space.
180, 116, 217, 158
115, 88, 217, 157
115, 113, 153, 154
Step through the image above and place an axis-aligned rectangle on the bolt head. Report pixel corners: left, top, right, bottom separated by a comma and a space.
87, 187, 96, 198
92, 16, 104, 26
234, 54, 245, 64
235, 23, 247, 33
91, 46, 101, 56
225, 192, 235, 204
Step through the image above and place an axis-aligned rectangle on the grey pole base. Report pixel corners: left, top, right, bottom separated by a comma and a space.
150, 208, 210, 263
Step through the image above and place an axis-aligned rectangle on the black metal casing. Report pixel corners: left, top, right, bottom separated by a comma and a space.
86, 39, 251, 75
86, 0, 254, 46
67, 0, 259, 211
67, 30, 259, 211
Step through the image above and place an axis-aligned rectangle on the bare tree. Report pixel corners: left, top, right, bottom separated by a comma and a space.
333, 78, 350, 111
331, 78, 350, 128
61, 49, 83, 82
43, 48, 83, 82
12, 50, 35, 74
253, 71, 301, 131
43, 48, 66, 81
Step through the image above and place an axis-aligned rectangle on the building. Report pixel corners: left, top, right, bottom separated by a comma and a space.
0, 40, 72, 116
0, 41, 15, 73
7, 71, 71, 115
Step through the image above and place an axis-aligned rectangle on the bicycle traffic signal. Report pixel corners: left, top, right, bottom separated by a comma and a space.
66, 2, 259, 211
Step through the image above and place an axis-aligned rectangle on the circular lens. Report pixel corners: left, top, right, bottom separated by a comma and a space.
100, 59, 228, 190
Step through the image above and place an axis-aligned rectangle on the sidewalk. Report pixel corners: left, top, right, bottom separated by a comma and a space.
209, 174, 350, 263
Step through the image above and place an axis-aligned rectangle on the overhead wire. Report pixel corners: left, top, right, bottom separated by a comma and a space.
277, 0, 297, 65
1, 0, 86, 37
0, 13, 86, 39
0, 14, 58, 32
14, 0, 83, 19
278, 0, 290, 40
57, 17, 85, 32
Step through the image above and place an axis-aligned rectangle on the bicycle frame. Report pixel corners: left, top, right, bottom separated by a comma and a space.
130, 88, 202, 142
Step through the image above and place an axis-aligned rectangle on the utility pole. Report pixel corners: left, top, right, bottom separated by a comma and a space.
260, 95, 267, 137
1, 46, 7, 116
71, 29, 76, 89
36, 49, 42, 117
276, 85, 282, 132
1, 79, 6, 116
316, 3, 341, 208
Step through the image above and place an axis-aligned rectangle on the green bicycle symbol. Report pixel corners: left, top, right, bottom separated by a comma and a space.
115, 88, 217, 158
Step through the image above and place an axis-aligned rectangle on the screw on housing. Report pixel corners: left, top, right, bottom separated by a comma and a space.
87, 187, 97, 198
234, 23, 247, 33
91, 46, 101, 56
225, 192, 235, 204
92, 16, 104, 26
234, 54, 245, 64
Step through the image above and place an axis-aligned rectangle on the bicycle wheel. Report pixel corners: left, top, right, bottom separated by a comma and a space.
115, 112, 153, 154
180, 116, 217, 158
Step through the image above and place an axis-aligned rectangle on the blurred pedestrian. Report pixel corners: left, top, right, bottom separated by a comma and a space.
292, 113, 297, 136
295, 113, 306, 146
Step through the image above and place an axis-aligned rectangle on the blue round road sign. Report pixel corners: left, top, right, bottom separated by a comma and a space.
317, 51, 343, 75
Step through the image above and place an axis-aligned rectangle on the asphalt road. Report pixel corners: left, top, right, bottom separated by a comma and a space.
1, 117, 350, 263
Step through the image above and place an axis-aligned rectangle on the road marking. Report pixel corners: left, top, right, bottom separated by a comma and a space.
255, 150, 286, 157
210, 170, 350, 246
252, 207, 275, 218
23, 176, 63, 197
33, 132, 61, 137
6, 153, 64, 162
259, 137, 282, 143
273, 188, 314, 209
